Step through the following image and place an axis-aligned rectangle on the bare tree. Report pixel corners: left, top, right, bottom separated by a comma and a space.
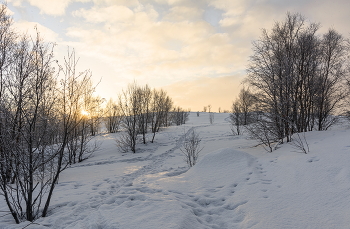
0, 26, 89, 222
183, 109, 190, 124
104, 98, 123, 133
162, 95, 173, 127
116, 83, 177, 151
150, 89, 171, 143
0, 4, 17, 205
170, 107, 189, 125
208, 104, 211, 113
66, 79, 101, 164
66, 115, 94, 164
238, 88, 255, 125
138, 84, 152, 144
229, 88, 256, 135
290, 131, 309, 154
42, 48, 100, 217
180, 129, 203, 167
246, 12, 349, 145
0, 30, 60, 223
0, 26, 100, 223
117, 82, 141, 153
229, 101, 243, 135
84, 94, 104, 136
244, 115, 280, 152
314, 29, 348, 130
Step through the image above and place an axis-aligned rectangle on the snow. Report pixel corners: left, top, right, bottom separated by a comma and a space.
1, 112, 350, 228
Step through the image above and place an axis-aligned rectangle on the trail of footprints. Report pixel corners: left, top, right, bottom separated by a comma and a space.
85, 157, 279, 228
78, 173, 252, 228
255, 159, 284, 199
60, 127, 286, 229
171, 158, 279, 228
62, 156, 283, 229
175, 185, 249, 228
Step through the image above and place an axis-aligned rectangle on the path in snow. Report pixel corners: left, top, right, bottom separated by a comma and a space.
36, 119, 218, 228
2, 113, 350, 229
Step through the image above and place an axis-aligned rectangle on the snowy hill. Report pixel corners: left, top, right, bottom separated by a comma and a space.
1, 113, 350, 229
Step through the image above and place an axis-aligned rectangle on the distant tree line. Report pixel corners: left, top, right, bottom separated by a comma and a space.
113, 82, 189, 153
230, 13, 350, 151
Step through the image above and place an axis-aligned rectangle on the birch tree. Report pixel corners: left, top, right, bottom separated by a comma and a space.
246, 12, 349, 145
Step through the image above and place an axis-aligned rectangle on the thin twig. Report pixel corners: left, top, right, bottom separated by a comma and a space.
22, 222, 41, 229
0, 213, 12, 218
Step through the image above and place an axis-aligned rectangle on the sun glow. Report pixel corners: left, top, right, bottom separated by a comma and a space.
81, 110, 89, 116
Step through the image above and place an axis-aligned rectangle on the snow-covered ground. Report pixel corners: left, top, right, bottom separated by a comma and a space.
1, 113, 350, 229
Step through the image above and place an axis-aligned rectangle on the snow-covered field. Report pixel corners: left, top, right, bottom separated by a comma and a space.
1, 113, 350, 229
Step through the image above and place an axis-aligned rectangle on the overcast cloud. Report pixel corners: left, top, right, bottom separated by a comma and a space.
7, 0, 350, 110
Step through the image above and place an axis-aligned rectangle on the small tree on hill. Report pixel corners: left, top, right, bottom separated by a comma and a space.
180, 129, 203, 167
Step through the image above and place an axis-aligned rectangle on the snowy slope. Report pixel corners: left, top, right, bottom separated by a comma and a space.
1, 113, 350, 229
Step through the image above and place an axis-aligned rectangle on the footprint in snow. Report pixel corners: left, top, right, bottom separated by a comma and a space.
308, 157, 320, 163
228, 183, 238, 196
223, 200, 248, 211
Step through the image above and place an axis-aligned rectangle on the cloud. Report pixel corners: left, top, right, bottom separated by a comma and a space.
64, 0, 255, 105
68, 2, 244, 84
91, 0, 140, 7
29, 0, 72, 15
9, 0, 349, 107
13, 20, 60, 42
162, 6, 204, 22
152, 0, 186, 6
8, 0, 95, 16
72, 5, 134, 23
7, 0, 23, 7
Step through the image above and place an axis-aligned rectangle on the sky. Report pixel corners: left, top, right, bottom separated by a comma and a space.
5, 0, 350, 111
